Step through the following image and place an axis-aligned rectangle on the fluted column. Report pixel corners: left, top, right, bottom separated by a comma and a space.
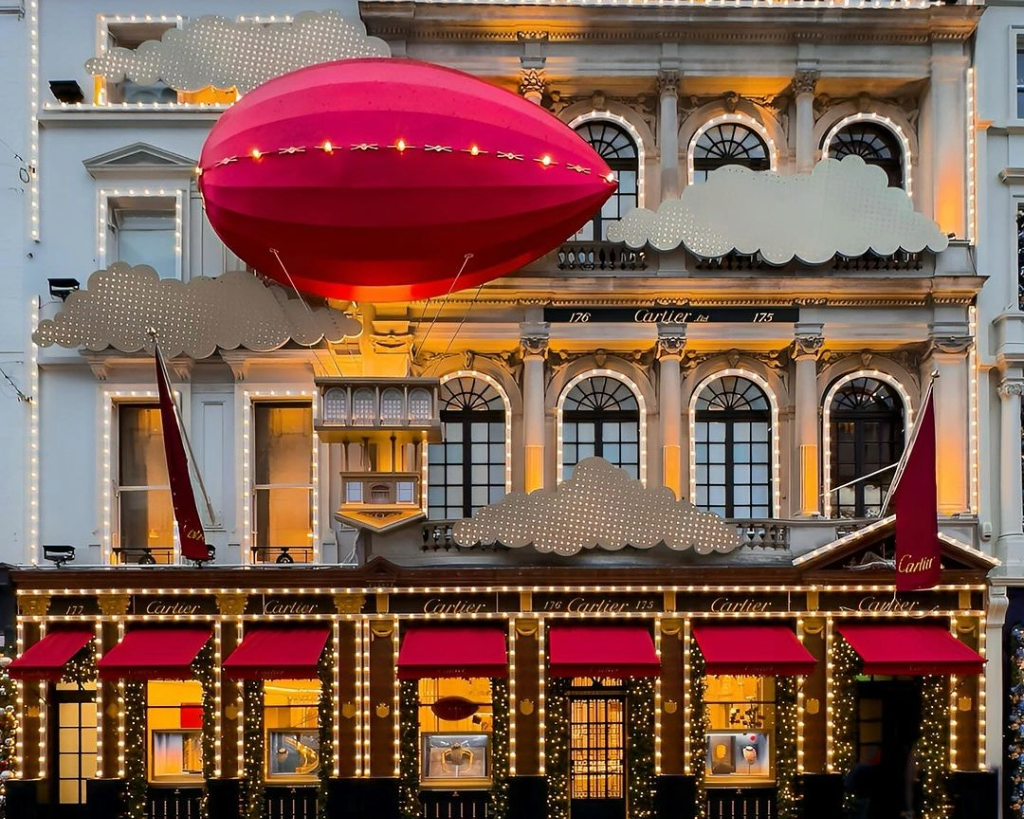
520, 322, 550, 493
658, 70, 681, 199
792, 326, 824, 516
657, 325, 686, 498
997, 373, 1024, 568
928, 334, 972, 516
794, 69, 819, 174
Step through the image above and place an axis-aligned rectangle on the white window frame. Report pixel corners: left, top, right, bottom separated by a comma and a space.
97, 189, 184, 279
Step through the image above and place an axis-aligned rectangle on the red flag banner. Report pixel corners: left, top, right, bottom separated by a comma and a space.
891, 387, 940, 591
155, 342, 211, 562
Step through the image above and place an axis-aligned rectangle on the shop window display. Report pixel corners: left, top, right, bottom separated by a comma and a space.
147, 680, 203, 783
263, 679, 320, 781
417, 677, 493, 788
704, 675, 775, 782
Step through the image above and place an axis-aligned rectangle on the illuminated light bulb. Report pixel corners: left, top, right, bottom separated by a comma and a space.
470, 145, 480, 156
542, 155, 552, 166
322, 141, 333, 153
396, 139, 406, 153
606, 172, 617, 183
251, 149, 262, 159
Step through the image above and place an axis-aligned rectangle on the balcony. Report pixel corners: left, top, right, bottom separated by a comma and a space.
337, 471, 425, 533
557, 242, 647, 272
314, 377, 442, 444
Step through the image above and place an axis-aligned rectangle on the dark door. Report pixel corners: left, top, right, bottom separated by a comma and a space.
569, 693, 626, 819
856, 680, 922, 818
50, 684, 98, 819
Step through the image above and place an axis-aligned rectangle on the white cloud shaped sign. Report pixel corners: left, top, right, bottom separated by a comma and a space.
85, 10, 390, 94
606, 156, 948, 264
453, 457, 739, 556
33, 265, 362, 359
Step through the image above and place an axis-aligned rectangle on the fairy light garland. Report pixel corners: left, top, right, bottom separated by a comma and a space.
1007, 624, 1024, 817
491, 677, 511, 819
242, 679, 264, 819
317, 638, 337, 817
690, 640, 708, 819
397, 679, 419, 819
544, 676, 571, 819
123, 680, 147, 819
919, 675, 949, 819
775, 677, 799, 819
626, 678, 656, 819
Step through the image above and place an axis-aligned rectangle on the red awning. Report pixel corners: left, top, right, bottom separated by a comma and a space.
10, 629, 94, 680
98, 628, 212, 680
223, 628, 330, 679
397, 628, 508, 679
838, 623, 985, 676
548, 626, 660, 678
692, 625, 816, 677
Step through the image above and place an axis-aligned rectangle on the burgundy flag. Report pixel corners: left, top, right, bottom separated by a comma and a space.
154, 342, 211, 562
887, 386, 940, 591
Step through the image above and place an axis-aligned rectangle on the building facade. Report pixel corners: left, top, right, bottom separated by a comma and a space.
0, 0, 1010, 818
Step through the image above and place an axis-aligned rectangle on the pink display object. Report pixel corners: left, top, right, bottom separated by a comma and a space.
198, 58, 616, 302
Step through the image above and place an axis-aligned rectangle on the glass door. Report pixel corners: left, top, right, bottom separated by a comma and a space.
51, 683, 98, 819
569, 692, 626, 819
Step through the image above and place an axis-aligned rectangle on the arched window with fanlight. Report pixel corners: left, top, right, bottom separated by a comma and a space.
691, 121, 770, 184
562, 376, 640, 480
825, 121, 904, 189
572, 121, 639, 241
427, 377, 507, 520
829, 377, 906, 519
694, 376, 772, 519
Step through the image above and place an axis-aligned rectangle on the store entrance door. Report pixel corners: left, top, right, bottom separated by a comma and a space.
569, 692, 626, 819
49, 684, 98, 819
856, 679, 922, 816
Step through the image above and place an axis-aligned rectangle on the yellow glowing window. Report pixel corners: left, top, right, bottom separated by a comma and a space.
147, 680, 204, 782
264, 679, 321, 781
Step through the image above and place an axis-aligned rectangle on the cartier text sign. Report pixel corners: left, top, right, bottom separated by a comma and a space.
544, 307, 800, 325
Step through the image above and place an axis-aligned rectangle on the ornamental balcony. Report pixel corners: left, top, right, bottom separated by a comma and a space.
336, 471, 425, 533
314, 377, 442, 444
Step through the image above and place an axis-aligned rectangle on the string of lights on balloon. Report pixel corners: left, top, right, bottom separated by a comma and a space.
197, 140, 619, 185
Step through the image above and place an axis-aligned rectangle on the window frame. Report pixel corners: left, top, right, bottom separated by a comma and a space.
98, 190, 184, 280
1011, 28, 1024, 123
569, 118, 641, 242
428, 375, 509, 521
688, 116, 774, 185
820, 113, 912, 196
693, 375, 773, 520
558, 373, 643, 483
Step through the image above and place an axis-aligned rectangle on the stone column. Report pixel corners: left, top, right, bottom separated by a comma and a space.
997, 373, 1024, 569
928, 334, 972, 516
794, 69, 819, 174
657, 70, 681, 199
927, 45, 968, 237
792, 326, 824, 516
657, 325, 686, 498
520, 323, 550, 494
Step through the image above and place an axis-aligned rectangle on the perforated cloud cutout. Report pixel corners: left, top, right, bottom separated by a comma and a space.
607, 155, 948, 264
85, 10, 390, 94
33, 265, 361, 359
453, 457, 739, 556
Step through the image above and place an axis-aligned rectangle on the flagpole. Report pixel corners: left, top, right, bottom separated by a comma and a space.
151, 332, 218, 526
879, 371, 939, 518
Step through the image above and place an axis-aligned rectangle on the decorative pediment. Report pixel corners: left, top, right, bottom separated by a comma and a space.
83, 142, 196, 180
793, 516, 998, 575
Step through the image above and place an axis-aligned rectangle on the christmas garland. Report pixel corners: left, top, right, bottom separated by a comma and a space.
317, 640, 336, 819
490, 678, 510, 819
124, 680, 148, 819
690, 643, 708, 819
919, 675, 949, 819
191, 642, 217, 819
0, 654, 19, 819
831, 633, 860, 817
1009, 624, 1024, 817
242, 680, 265, 819
774, 677, 799, 819
626, 678, 655, 819
62, 640, 97, 687
398, 679, 420, 819
544, 676, 571, 819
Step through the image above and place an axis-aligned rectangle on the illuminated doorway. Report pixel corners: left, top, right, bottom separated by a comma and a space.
569, 681, 626, 819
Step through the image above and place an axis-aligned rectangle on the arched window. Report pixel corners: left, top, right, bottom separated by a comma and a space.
826, 122, 904, 189
694, 376, 771, 519
692, 122, 770, 183
829, 377, 905, 519
562, 376, 640, 480
573, 121, 639, 241
322, 388, 347, 425
427, 377, 507, 520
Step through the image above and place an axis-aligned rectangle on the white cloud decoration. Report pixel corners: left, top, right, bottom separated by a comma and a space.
32, 265, 362, 359
85, 10, 390, 94
606, 156, 949, 264
453, 457, 739, 556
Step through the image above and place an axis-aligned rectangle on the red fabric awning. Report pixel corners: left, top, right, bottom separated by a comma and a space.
223, 628, 330, 679
98, 628, 212, 680
692, 625, 816, 677
548, 626, 660, 678
397, 628, 508, 679
10, 629, 94, 680
838, 623, 985, 676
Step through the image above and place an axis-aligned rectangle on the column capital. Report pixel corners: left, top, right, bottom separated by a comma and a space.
793, 68, 820, 97
999, 377, 1024, 399
792, 323, 825, 360
929, 334, 973, 358
656, 324, 687, 360
520, 322, 550, 359
657, 69, 681, 98
519, 68, 547, 105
